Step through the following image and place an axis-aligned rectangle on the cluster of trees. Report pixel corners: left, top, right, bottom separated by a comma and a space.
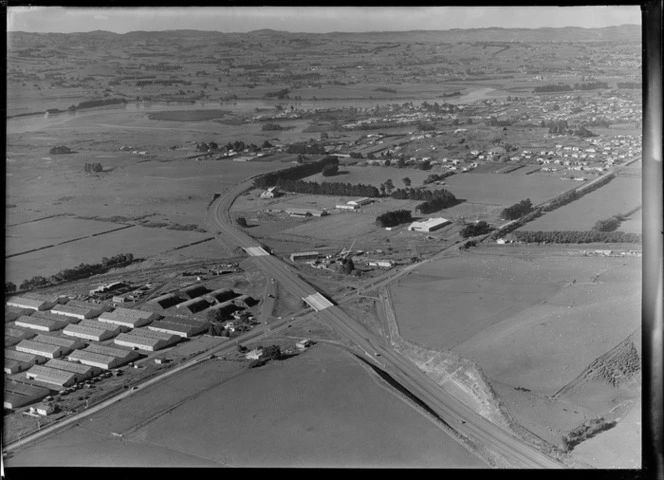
196, 141, 218, 152
83, 163, 103, 173
249, 345, 283, 368
423, 172, 455, 184
254, 156, 339, 188
390, 187, 456, 203
460, 221, 493, 238
339, 257, 355, 274
276, 179, 380, 198
486, 116, 516, 127
574, 81, 609, 90
501, 199, 534, 220
265, 88, 290, 99
561, 418, 617, 453
5, 282, 17, 294
349, 152, 363, 159
374, 87, 397, 94
321, 163, 339, 176
617, 82, 641, 89
547, 119, 569, 134
50, 145, 73, 155
18, 253, 135, 292
513, 230, 641, 244
534, 84, 573, 93
592, 216, 623, 232
286, 143, 326, 155
416, 193, 459, 214
490, 208, 544, 239
136, 79, 191, 87
376, 210, 412, 228
68, 98, 127, 111
542, 174, 615, 212
261, 122, 285, 131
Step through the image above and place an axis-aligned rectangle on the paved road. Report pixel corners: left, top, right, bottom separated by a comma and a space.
209, 180, 563, 468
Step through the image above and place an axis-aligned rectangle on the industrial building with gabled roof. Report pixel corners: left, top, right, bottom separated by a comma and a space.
16, 339, 68, 359
204, 288, 237, 303
180, 284, 210, 299
407, 217, 451, 233
148, 320, 208, 338
290, 251, 320, 262
33, 334, 86, 351
50, 302, 108, 320
25, 365, 78, 389
4, 380, 51, 410
175, 297, 211, 314
6, 295, 56, 311
5, 349, 45, 365
205, 300, 240, 317
5, 326, 36, 342
286, 207, 327, 217
78, 319, 125, 332
67, 350, 135, 370
112, 307, 158, 320
347, 197, 374, 207
114, 328, 180, 351
97, 310, 157, 329
63, 323, 119, 342
5, 359, 33, 375
14, 315, 70, 332
45, 358, 97, 380
83, 343, 137, 360
149, 292, 182, 309
31, 310, 81, 323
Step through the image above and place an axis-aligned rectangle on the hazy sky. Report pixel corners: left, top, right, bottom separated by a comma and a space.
7, 6, 640, 34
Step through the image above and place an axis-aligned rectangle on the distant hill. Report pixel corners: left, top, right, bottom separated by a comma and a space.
9, 24, 640, 47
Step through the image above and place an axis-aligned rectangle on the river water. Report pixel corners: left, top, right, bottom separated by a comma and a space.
7, 87, 500, 135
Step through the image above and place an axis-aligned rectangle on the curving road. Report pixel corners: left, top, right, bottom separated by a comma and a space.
209, 180, 564, 468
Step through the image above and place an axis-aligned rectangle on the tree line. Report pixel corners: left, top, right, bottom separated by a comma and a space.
253, 156, 339, 188
542, 174, 615, 212
276, 179, 380, 198
460, 221, 493, 238
17, 253, 136, 292
376, 210, 412, 228
513, 230, 641, 244
68, 97, 127, 111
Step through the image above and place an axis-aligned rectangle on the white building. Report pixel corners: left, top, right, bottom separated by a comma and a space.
408, 217, 451, 233
63, 324, 118, 342
16, 340, 68, 359
347, 198, 373, 207
14, 315, 69, 332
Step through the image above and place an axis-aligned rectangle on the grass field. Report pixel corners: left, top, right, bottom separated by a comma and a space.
520, 177, 641, 232
5, 226, 211, 285
7, 344, 486, 468
5, 216, 128, 257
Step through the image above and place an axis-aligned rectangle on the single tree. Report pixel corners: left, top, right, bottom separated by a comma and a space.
5, 282, 17, 294
236, 217, 248, 228
402, 177, 411, 187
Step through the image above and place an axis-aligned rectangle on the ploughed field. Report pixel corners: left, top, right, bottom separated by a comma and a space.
519, 177, 641, 232
7, 344, 486, 468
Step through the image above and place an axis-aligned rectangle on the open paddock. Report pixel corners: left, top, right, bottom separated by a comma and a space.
5, 225, 211, 285
6, 344, 485, 468
6, 216, 130, 257
519, 176, 641, 232
147, 109, 231, 122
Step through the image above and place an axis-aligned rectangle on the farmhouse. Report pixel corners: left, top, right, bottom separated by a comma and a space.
4, 381, 51, 410
290, 251, 320, 262
7, 295, 56, 311
25, 365, 77, 389
16, 339, 67, 359
408, 217, 451, 233
30, 403, 55, 416
245, 348, 263, 360
14, 315, 70, 333
286, 208, 327, 217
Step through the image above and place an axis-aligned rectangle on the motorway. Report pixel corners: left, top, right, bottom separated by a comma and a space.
209, 180, 564, 468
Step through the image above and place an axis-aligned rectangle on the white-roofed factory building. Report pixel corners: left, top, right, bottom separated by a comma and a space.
148, 317, 209, 338
62, 323, 119, 342
6, 295, 56, 311
25, 365, 78, 389
44, 358, 98, 381
14, 315, 70, 332
98, 307, 159, 329
4, 381, 51, 410
50, 301, 109, 320
407, 217, 451, 233
15, 339, 68, 359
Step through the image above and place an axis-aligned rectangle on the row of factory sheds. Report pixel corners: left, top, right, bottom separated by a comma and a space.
150, 285, 256, 314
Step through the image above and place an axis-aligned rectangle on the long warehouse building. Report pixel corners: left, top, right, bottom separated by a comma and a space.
15, 339, 68, 359
114, 328, 180, 351
63, 323, 119, 342
44, 359, 97, 380
14, 315, 70, 332
4, 381, 51, 410
25, 365, 77, 389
